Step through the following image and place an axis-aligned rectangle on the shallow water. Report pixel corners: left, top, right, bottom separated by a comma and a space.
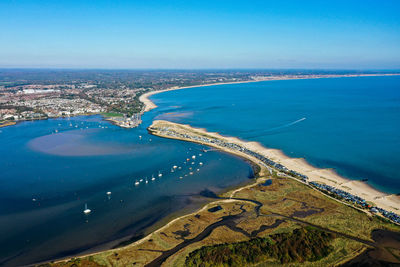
0, 111, 252, 265
150, 76, 400, 193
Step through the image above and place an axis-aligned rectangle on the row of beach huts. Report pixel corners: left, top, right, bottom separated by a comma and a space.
150, 125, 400, 225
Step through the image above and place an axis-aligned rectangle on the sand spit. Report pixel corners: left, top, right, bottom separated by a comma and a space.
149, 120, 400, 214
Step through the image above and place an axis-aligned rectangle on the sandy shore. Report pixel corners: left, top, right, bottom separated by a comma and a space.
139, 73, 400, 112
149, 120, 400, 214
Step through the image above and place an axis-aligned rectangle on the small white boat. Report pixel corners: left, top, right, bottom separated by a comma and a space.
197, 169, 200, 172
151, 175, 155, 181
178, 167, 182, 170
179, 176, 183, 179
139, 179, 143, 182
191, 162, 195, 165
189, 172, 194, 175
173, 165, 178, 169
192, 155, 196, 159
158, 171, 162, 177
199, 153, 203, 156
83, 203, 91, 214
145, 179, 149, 184
189, 167, 192, 170
139, 135, 142, 140
106, 191, 112, 195
135, 180, 140, 186
199, 162, 203, 166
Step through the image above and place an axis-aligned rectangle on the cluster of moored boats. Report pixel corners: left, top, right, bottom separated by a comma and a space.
82, 151, 205, 215
133, 153, 204, 186
53, 121, 109, 134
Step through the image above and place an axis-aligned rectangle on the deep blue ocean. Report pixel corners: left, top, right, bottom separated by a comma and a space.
151, 76, 400, 193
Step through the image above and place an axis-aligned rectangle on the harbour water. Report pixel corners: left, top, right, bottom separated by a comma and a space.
1, 75, 399, 266
150, 76, 400, 194
0, 111, 252, 266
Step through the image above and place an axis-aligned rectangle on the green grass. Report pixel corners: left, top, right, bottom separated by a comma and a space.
101, 112, 124, 117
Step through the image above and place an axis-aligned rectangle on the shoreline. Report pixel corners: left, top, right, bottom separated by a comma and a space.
148, 120, 400, 215
139, 73, 400, 112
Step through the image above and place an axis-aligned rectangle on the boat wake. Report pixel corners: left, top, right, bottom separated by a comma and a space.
247, 117, 306, 138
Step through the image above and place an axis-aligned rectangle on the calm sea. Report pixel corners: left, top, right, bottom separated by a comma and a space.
151, 76, 400, 194
0, 111, 252, 266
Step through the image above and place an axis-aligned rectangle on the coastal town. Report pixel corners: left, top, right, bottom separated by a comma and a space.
0, 70, 256, 128
148, 120, 400, 225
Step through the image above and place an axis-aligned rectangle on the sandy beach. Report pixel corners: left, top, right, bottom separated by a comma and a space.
149, 120, 400, 215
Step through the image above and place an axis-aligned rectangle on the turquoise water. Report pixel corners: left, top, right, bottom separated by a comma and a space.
151, 76, 400, 193
0, 112, 252, 266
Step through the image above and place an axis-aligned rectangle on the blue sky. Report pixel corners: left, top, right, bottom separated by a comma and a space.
0, 0, 399, 69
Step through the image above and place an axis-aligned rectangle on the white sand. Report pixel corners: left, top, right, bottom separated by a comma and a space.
151, 120, 400, 214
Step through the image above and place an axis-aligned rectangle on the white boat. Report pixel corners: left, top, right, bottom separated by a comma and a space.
199, 162, 203, 166
139, 135, 142, 140
179, 176, 183, 179
83, 203, 91, 214
191, 162, 195, 165
135, 180, 140, 186
197, 169, 200, 172
189, 172, 194, 175
178, 167, 182, 170
199, 153, 203, 156
158, 171, 162, 177
192, 155, 196, 159
173, 165, 178, 169
106, 191, 112, 195
139, 179, 143, 182
151, 175, 155, 181
145, 179, 149, 184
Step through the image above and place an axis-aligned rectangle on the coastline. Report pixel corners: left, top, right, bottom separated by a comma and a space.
139, 73, 400, 112
15, 73, 400, 266
147, 118, 399, 215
